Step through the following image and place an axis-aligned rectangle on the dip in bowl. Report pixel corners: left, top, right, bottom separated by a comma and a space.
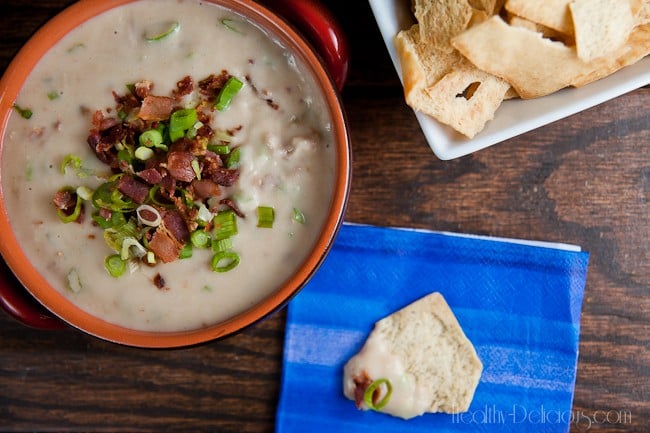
0, 0, 350, 347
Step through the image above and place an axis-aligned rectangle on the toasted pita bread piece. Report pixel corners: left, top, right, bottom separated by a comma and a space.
423, 59, 511, 138
343, 292, 483, 419
570, 0, 636, 62
505, 0, 574, 35
452, 16, 593, 98
571, 23, 650, 87
394, 25, 460, 111
413, 0, 474, 52
469, 0, 507, 15
508, 14, 575, 45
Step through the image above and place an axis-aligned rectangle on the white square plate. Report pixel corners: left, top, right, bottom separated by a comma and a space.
368, 0, 650, 160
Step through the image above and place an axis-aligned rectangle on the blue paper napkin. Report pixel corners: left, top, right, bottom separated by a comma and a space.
276, 223, 589, 433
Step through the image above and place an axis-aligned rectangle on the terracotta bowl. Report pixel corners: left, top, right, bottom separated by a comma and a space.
0, 0, 351, 347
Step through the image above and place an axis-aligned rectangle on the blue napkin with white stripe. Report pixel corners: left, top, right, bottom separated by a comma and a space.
276, 223, 589, 433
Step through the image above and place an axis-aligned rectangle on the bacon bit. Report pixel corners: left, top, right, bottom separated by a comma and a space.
205, 167, 239, 187
173, 75, 194, 98
112, 90, 140, 114
138, 95, 175, 121
167, 150, 196, 182
153, 273, 166, 289
219, 198, 245, 218
53, 189, 77, 211
134, 80, 154, 99
149, 227, 183, 263
88, 234, 96, 239
117, 175, 150, 204
161, 209, 190, 244
198, 71, 230, 97
191, 179, 221, 200
137, 167, 164, 185
352, 372, 374, 409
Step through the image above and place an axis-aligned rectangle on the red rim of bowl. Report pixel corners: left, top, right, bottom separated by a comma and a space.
0, 0, 351, 348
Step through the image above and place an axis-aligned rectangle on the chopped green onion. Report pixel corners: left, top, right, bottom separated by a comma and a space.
213, 129, 234, 142
102, 219, 138, 252
139, 129, 163, 148
146, 251, 156, 264
292, 208, 306, 224
56, 187, 83, 223
66, 268, 82, 293
207, 144, 230, 155
215, 76, 244, 111
121, 237, 146, 260
211, 237, 232, 253
257, 206, 274, 228
179, 243, 193, 259
60, 154, 82, 174
196, 203, 214, 225
117, 148, 133, 164
13, 103, 32, 119
191, 158, 201, 180
169, 108, 198, 142
211, 251, 240, 272
190, 230, 211, 248
67, 42, 86, 52
104, 254, 127, 278
213, 210, 237, 240
226, 147, 241, 168
363, 379, 393, 411
92, 181, 138, 212
47, 91, 60, 100
145, 21, 180, 41
25, 165, 33, 181
76, 186, 94, 201
135, 146, 154, 160
221, 18, 244, 34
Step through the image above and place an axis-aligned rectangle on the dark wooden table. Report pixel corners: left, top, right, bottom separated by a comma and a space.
1, 1, 648, 432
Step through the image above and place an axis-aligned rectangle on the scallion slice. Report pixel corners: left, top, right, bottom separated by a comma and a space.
135, 146, 154, 160
169, 108, 198, 142
190, 230, 211, 248
207, 144, 230, 155
213, 210, 237, 240
363, 379, 393, 411
104, 254, 127, 278
145, 21, 180, 41
215, 76, 244, 111
226, 147, 241, 169
13, 103, 32, 119
139, 129, 163, 148
211, 251, 240, 273
179, 243, 193, 259
211, 237, 232, 253
257, 206, 274, 228
221, 18, 243, 34
136, 204, 162, 227
292, 208, 305, 224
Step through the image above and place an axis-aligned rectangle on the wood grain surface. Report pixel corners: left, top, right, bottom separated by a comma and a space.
0, 1, 648, 432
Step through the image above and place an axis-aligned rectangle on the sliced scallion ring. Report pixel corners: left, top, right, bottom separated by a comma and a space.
136, 204, 162, 227
215, 76, 244, 111
257, 206, 274, 228
145, 21, 180, 41
363, 379, 393, 411
190, 230, 211, 248
104, 254, 127, 278
211, 251, 240, 272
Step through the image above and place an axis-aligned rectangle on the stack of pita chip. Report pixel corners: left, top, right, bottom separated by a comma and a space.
395, 0, 650, 138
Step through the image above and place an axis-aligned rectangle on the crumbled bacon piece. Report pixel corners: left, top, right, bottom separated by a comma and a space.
161, 209, 190, 244
167, 151, 196, 182
134, 80, 153, 99
198, 71, 230, 97
205, 167, 239, 187
136, 167, 164, 185
173, 75, 194, 98
149, 228, 183, 263
117, 175, 150, 204
352, 372, 374, 409
138, 95, 175, 121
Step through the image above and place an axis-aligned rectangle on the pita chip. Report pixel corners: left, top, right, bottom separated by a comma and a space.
423, 60, 511, 138
505, 0, 574, 35
452, 16, 592, 98
414, 0, 474, 51
570, 0, 636, 62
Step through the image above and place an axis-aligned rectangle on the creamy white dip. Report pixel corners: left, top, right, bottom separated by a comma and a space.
1, 0, 336, 331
